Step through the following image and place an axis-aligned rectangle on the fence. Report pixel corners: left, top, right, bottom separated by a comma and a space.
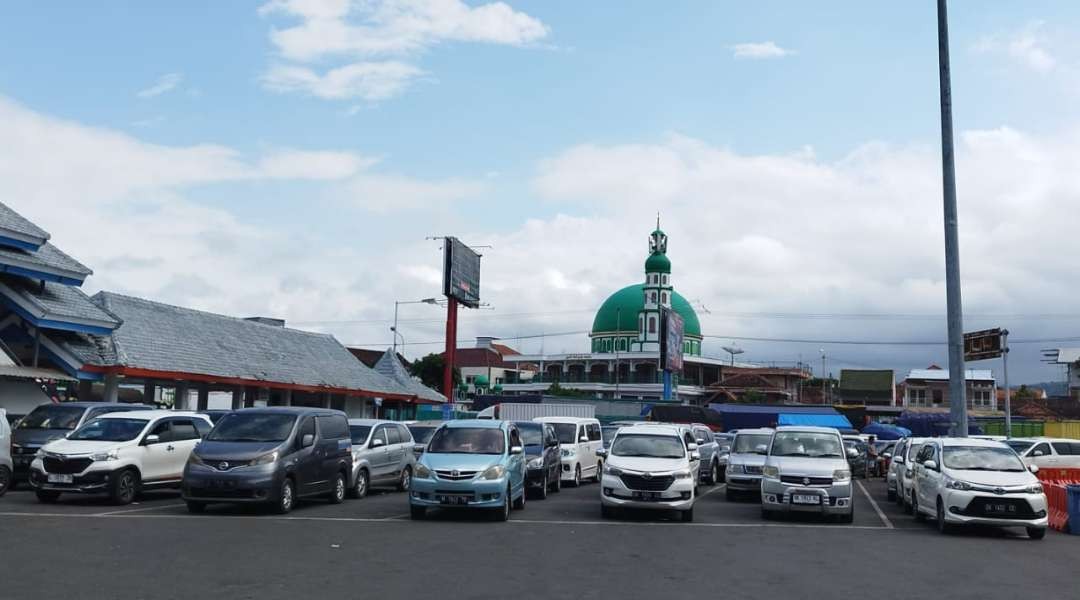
1045, 421, 1080, 439
979, 420, 1044, 437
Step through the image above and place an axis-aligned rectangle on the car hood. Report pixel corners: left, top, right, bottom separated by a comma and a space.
768, 456, 847, 477
194, 441, 283, 461
608, 456, 688, 473
728, 453, 768, 467
13, 428, 71, 448
42, 438, 118, 455
948, 469, 1036, 487
422, 453, 503, 471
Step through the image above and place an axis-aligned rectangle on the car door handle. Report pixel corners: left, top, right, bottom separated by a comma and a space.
166, 445, 175, 451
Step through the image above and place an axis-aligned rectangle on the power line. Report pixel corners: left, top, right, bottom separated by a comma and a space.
702, 334, 1080, 346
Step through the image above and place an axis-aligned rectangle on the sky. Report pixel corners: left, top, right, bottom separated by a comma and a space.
2, 1, 1080, 385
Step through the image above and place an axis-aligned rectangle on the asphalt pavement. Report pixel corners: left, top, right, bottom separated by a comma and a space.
0, 478, 1073, 600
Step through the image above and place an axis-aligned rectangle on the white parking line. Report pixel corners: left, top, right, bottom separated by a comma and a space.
697, 484, 725, 499
95, 503, 187, 516
856, 480, 894, 529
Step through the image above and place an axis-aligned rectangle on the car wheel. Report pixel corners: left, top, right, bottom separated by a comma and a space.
110, 469, 139, 505
398, 467, 412, 492
185, 500, 206, 514
594, 460, 603, 482
725, 487, 737, 502
0, 466, 10, 497
410, 505, 426, 520
35, 490, 61, 503
1027, 526, 1047, 540
274, 478, 295, 514
681, 507, 694, 522
494, 487, 511, 522
328, 472, 346, 504
841, 505, 854, 524
352, 469, 368, 499
550, 469, 561, 493
513, 485, 526, 510
572, 465, 581, 487
936, 498, 953, 534
912, 492, 924, 522
708, 462, 719, 486
538, 474, 548, 500
887, 488, 896, 502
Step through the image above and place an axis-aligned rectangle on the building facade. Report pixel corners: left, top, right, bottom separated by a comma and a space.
900, 367, 997, 410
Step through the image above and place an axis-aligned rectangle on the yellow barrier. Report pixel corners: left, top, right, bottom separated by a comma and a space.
1045, 421, 1080, 440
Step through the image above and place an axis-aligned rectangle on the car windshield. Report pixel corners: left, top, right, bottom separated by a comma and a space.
601, 426, 620, 443
207, 413, 297, 442
943, 446, 1027, 472
427, 427, 505, 455
68, 418, 148, 442
17, 405, 86, 430
551, 423, 578, 444
349, 425, 372, 445
407, 425, 439, 444
733, 434, 772, 454
771, 432, 844, 458
1005, 440, 1034, 454
517, 423, 543, 446
610, 434, 685, 459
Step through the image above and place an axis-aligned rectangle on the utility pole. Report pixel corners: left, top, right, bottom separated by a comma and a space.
820, 349, 827, 405
1002, 329, 1011, 437
938, 0, 968, 436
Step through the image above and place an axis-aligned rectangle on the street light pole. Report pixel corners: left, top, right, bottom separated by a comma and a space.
391, 298, 439, 358
821, 348, 827, 405
937, 0, 968, 437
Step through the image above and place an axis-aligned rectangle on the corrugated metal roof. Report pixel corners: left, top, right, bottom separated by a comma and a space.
0, 275, 120, 330
0, 201, 49, 246
906, 369, 994, 381
1054, 348, 1080, 364
0, 364, 77, 381
373, 349, 446, 403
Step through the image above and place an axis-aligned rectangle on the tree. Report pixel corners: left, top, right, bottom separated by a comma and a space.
409, 353, 461, 392
547, 381, 587, 398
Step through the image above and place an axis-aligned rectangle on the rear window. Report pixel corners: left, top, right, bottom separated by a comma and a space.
407, 425, 438, 444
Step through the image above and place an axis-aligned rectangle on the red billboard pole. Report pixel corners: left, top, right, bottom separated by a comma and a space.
443, 296, 458, 401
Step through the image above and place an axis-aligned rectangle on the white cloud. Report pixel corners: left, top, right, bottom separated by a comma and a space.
258, 0, 549, 100
137, 72, 183, 98
973, 21, 1056, 73
731, 41, 793, 60
343, 173, 486, 212
258, 148, 379, 179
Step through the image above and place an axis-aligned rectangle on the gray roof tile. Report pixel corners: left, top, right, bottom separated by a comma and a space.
374, 348, 446, 403
0, 201, 49, 245
0, 242, 92, 281
0, 275, 120, 329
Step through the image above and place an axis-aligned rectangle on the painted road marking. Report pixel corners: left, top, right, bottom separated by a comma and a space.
96, 503, 187, 516
857, 480, 894, 529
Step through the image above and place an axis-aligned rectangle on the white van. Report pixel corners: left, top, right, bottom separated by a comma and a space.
534, 416, 603, 486
1006, 437, 1080, 469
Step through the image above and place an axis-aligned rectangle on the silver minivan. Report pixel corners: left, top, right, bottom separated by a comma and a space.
760, 426, 854, 523
348, 419, 417, 498
0, 409, 11, 497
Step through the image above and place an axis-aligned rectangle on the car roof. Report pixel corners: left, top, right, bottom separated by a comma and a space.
936, 437, 1010, 448
618, 424, 682, 437
48, 402, 153, 409
347, 418, 396, 426
534, 416, 597, 424
444, 419, 505, 429
1009, 437, 1069, 443
232, 407, 344, 417
98, 410, 205, 420
734, 428, 774, 435
776, 426, 841, 435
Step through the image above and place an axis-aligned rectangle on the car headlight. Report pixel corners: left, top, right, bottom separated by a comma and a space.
727, 464, 744, 474
673, 469, 693, 480
561, 448, 575, 458
91, 449, 120, 462
527, 457, 544, 469
1027, 483, 1044, 495
762, 465, 779, 479
944, 476, 972, 491
251, 451, 279, 466
603, 463, 623, 476
480, 465, 506, 480
833, 469, 851, 482
415, 463, 432, 479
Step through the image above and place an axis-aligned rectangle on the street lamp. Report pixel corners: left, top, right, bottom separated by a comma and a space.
392, 298, 440, 356
820, 348, 828, 405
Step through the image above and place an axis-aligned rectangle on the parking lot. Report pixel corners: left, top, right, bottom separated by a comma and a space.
0, 477, 1073, 600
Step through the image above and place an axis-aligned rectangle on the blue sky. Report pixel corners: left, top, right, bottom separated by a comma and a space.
2, 1, 1080, 383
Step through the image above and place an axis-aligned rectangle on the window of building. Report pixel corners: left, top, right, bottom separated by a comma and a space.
617, 338, 626, 351
661, 292, 668, 304
932, 389, 944, 405
908, 388, 927, 407
650, 292, 657, 304
662, 275, 668, 285
648, 317, 656, 334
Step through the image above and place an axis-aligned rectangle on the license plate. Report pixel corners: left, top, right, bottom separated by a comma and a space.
792, 494, 821, 505
438, 495, 470, 505
209, 479, 235, 489
47, 474, 74, 484
632, 491, 662, 501
986, 503, 1016, 515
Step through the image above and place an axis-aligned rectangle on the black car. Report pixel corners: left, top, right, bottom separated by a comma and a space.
198, 409, 232, 425
515, 421, 561, 499
181, 407, 353, 514
10, 402, 153, 488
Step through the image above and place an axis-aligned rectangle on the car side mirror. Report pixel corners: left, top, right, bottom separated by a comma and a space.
579, 435, 589, 442
1033, 450, 1045, 457
883, 453, 892, 459
371, 438, 385, 448
144, 434, 160, 445
688, 443, 699, 451
510, 445, 524, 455
923, 460, 937, 471
894, 456, 904, 465
846, 448, 858, 458
413, 444, 425, 454
690, 451, 701, 461
1029, 464, 1039, 474
596, 448, 608, 458
301, 433, 315, 448
696, 438, 706, 445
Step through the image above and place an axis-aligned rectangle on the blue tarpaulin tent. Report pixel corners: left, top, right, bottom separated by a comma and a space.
861, 422, 912, 440
777, 413, 853, 429
896, 412, 984, 437
707, 404, 849, 431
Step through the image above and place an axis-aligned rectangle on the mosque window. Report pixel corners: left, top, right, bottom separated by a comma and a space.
648, 317, 656, 334
651, 292, 657, 304
661, 292, 668, 304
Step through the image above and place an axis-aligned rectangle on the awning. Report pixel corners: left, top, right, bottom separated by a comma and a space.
0, 379, 53, 416
778, 413, 853, 429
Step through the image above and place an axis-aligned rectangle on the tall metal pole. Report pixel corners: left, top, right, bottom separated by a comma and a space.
1002, 330, 1011, 438
938, 0, 968, 437
443, 297, 458, 402
821, 350, 827, 405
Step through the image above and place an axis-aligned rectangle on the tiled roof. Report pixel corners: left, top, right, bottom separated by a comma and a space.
0, 241, 92, 282
90, 292, 410, 396
906, 369, 994, 381
0, 275, 120, 331
373, 349, 445, 403
0, 201, 49, 246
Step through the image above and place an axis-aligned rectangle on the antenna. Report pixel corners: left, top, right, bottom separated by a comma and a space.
721, 345, 745, 366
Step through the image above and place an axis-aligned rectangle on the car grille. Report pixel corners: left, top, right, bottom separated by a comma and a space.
43, 456, 92, 475
13, 445, 39, 455
780, 475, 833, 486
435, 470, 478, 481
620, 473, 674, 491
961, 497, 1039, 520
744, 465, 763, 475
187, 487, 259, 500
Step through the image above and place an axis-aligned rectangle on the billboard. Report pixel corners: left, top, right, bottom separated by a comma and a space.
964, 328, 1003, 362
660, 307, 685, 373
442, 236, 481, 308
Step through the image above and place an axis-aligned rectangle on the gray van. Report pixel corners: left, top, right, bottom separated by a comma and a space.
0, 409, 11, 497
347, 419, 416, 498
181, 407, 353, 514
10, 402, 153, 488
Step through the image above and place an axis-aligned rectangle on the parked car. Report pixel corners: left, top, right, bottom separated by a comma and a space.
898, 437, 930, 513
911, 438, 1048, 539
1006, 437, 1080, 469
761, 426, 853, 523
600, 425, 621, 449
409, 420, 527, 521
406, 421, 444, 457
516, 421, 561, 498
885, 438, 908, 502
29, 410, 212, 505
843, 436, 871, 479
182, 407, 353, 514
534, 416, 603, 487
724, 428, 774, 501
714, 432, 734, 481
691, 424, 721, 485
347, 419, 416, 498
0, 409, 11, 497
198, 409, 232, 425
10, 402, 152, 489
597, 424, 699, 522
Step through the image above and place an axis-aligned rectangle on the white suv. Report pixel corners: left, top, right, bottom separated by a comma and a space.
597, 424, 699, 522
29, 410, 212, 505
535, 416, 603, 486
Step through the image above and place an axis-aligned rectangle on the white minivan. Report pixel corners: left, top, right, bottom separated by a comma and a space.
1006, 437, 1080, 469
535, 416, 602, 486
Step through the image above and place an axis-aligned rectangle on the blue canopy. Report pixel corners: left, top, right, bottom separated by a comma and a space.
777, 413, 853, 429
861, 423, 912, 441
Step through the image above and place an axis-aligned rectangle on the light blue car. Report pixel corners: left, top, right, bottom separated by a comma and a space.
409, 420, 527, 521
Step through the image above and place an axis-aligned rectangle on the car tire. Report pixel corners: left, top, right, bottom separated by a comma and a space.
912, 492, 925, 522
1027, 527, 1047, 540
410, 505, 426, 520
681, 507, 694, 522
274, 478, 295, 515
537, 474, 548, 500
513, 485, 526, 510
936, 498, 953, 534
35, 490, 61, 503
494, 488, 511, 522
594, 460, 603, 483
398, 467, 412, 492
185, 500, 206, 514
841, 506, 854, 524
704, 462, 717, 486
550, 469, 561, 493
352, 469, 368, 499
725, 487, 736, 502
0, 466, 10, 497
110, 469, 139, 506
887, 488, 896, 502
572, 465, 581, 487
328, 472, 346, 504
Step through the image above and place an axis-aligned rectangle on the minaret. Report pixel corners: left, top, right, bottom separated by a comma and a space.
638, 217, 672, 352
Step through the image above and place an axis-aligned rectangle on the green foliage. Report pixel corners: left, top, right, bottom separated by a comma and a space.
409, 353, 461, 391
547, 381, 588, 398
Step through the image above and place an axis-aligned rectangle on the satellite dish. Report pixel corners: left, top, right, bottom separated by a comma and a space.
722, 346, 745, 356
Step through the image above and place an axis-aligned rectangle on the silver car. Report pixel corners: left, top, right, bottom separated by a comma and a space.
347, 419, 417, 498
760, 426, 854, 523
691, 425, 722, 485
724, 428, 774, 501
0, 409, 11, 497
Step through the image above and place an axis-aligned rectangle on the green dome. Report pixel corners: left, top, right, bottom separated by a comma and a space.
645, 253, 671, 273
591, 284, 702, 337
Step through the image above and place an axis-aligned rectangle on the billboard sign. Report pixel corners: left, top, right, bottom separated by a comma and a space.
964, 328, 1004, 362
660, 308, 685, 372
442, 236, 481, 308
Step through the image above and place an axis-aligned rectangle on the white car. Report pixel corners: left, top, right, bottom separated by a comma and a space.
911, 437, 1048, 539
724, 428, 774, 501
1006, 437, 1080, 469
534, 416, 603, 486
29, 410, 212, 505
889, 436, 929, 509
597, 424, 699, 522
